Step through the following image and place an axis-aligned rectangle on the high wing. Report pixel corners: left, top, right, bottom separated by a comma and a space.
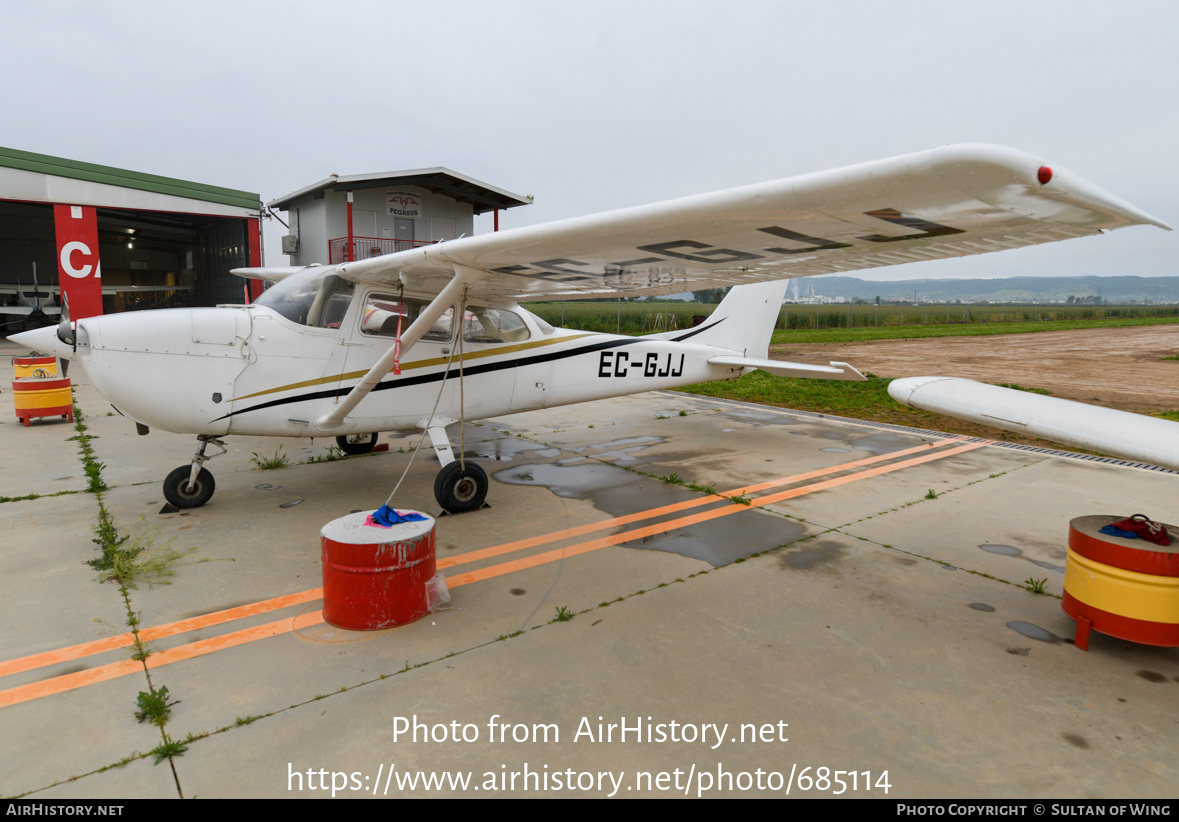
286, 143, 1168, 303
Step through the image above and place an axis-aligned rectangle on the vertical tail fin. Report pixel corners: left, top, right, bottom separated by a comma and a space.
657, 280, 789, 357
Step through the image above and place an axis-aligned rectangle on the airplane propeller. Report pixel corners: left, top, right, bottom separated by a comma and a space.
55, 293, 74, 376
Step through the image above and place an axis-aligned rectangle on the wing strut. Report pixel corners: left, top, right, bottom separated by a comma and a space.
313, 266, 486, 430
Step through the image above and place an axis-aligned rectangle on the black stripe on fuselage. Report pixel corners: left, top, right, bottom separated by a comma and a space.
668, 316, 724, 342
213, 333, 655, 423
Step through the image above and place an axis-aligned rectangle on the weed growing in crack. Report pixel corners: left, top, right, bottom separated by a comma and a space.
90, 519, 197, 589
304, 445, 346, 464
1024, 577, 1049, 595
135, 686, 177, 727
250, 447, 289, 470
148, 739, 188, 765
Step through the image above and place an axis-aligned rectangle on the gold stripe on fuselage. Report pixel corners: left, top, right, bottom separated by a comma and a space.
230, 333, 593, 402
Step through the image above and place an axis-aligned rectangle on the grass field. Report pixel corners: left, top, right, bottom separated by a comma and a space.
526, 299, 1179, 341
677, 370, 945, 431
675, 371, 1127, 452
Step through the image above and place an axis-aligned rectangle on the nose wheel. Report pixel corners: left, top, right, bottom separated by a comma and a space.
163, 466, 216, 509
434, 461, 488, 513
162, 435, 226, 509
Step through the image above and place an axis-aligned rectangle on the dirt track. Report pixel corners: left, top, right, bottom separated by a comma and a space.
771, 324, 1179, 414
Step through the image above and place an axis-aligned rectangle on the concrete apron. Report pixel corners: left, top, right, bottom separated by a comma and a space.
0, 341, 1176, 798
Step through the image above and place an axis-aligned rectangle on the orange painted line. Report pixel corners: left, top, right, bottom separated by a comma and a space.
0, 611, 326, 709
438, 437, 967, 570
751, 440, 992, 507
0, 658, 144, 709
445, 440, 991, 587
145, 611, 325, 669
0, 588, 323, 679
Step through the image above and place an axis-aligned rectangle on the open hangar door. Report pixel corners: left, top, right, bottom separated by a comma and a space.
91, 206, 259, 311
0, 199, 260, 327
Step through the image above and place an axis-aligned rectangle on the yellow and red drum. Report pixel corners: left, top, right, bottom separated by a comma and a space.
12, 355, 57, 379
1063, 515, 1179, 650
12, 373, 73, 427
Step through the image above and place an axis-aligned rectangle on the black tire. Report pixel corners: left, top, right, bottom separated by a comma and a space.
434, 461, 488, 513
163, 465, 215, 509
336, 433, 378, 455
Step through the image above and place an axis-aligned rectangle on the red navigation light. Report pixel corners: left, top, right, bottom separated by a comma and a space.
1037, 166, 1053, 185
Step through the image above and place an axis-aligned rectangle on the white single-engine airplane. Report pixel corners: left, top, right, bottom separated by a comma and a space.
9, 144, 1169, 512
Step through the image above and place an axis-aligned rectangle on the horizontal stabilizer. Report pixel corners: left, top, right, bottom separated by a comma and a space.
0, 306, 61, 316
889, 376, 1179, 471
709, 356, 866, 381
231, 266, 313, 283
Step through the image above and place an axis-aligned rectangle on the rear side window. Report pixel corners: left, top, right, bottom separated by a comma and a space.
462, 307, 531, 343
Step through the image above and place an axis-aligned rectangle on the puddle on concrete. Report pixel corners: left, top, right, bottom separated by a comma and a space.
535, 449, 562, 458
592, 436, 663, 450
593, 446, 652, 462
280, 499, 305, 508
940, 564, 957, 571
633, 516, 806, 566
494, 463, 637, 500
1006, 621, 1058, 643
789, 431, 807, 436
493, 462, 800, 566
980, 544, 1066, 573
777, 540, 845, 571
849, 432, 920, 456
255, 483, 281, 490
467, 439, 548, 461
719, 411, 801, 426
551, 436, 665, 465
969, 603, 996, 612
820, 447, 850, 453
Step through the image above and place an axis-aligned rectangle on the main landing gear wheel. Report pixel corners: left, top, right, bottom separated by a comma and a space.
163, 465, 215, 509
434, 461, 488, 514
335, 432, 378, 455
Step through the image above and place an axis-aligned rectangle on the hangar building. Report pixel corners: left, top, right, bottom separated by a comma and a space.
267, 168, 530, 266
0, 146, 262, 321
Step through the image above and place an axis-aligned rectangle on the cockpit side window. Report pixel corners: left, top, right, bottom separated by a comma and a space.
360, 294, 453, 342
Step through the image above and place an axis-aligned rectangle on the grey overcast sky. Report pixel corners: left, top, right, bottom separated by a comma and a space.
2, 0, 1175, 280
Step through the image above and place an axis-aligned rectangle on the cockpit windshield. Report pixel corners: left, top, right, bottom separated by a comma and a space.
254, 266, 354, 328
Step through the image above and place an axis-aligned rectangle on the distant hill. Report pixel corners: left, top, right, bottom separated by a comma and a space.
795, 275, 1179, 303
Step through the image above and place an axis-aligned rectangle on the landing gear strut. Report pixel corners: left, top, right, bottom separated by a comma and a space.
163, 435, 226, 509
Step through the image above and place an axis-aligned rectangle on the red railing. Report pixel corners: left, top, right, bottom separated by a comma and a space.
329, 236, 437, 264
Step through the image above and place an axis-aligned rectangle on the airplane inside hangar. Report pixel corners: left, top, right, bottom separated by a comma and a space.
0, 146, 263, 325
